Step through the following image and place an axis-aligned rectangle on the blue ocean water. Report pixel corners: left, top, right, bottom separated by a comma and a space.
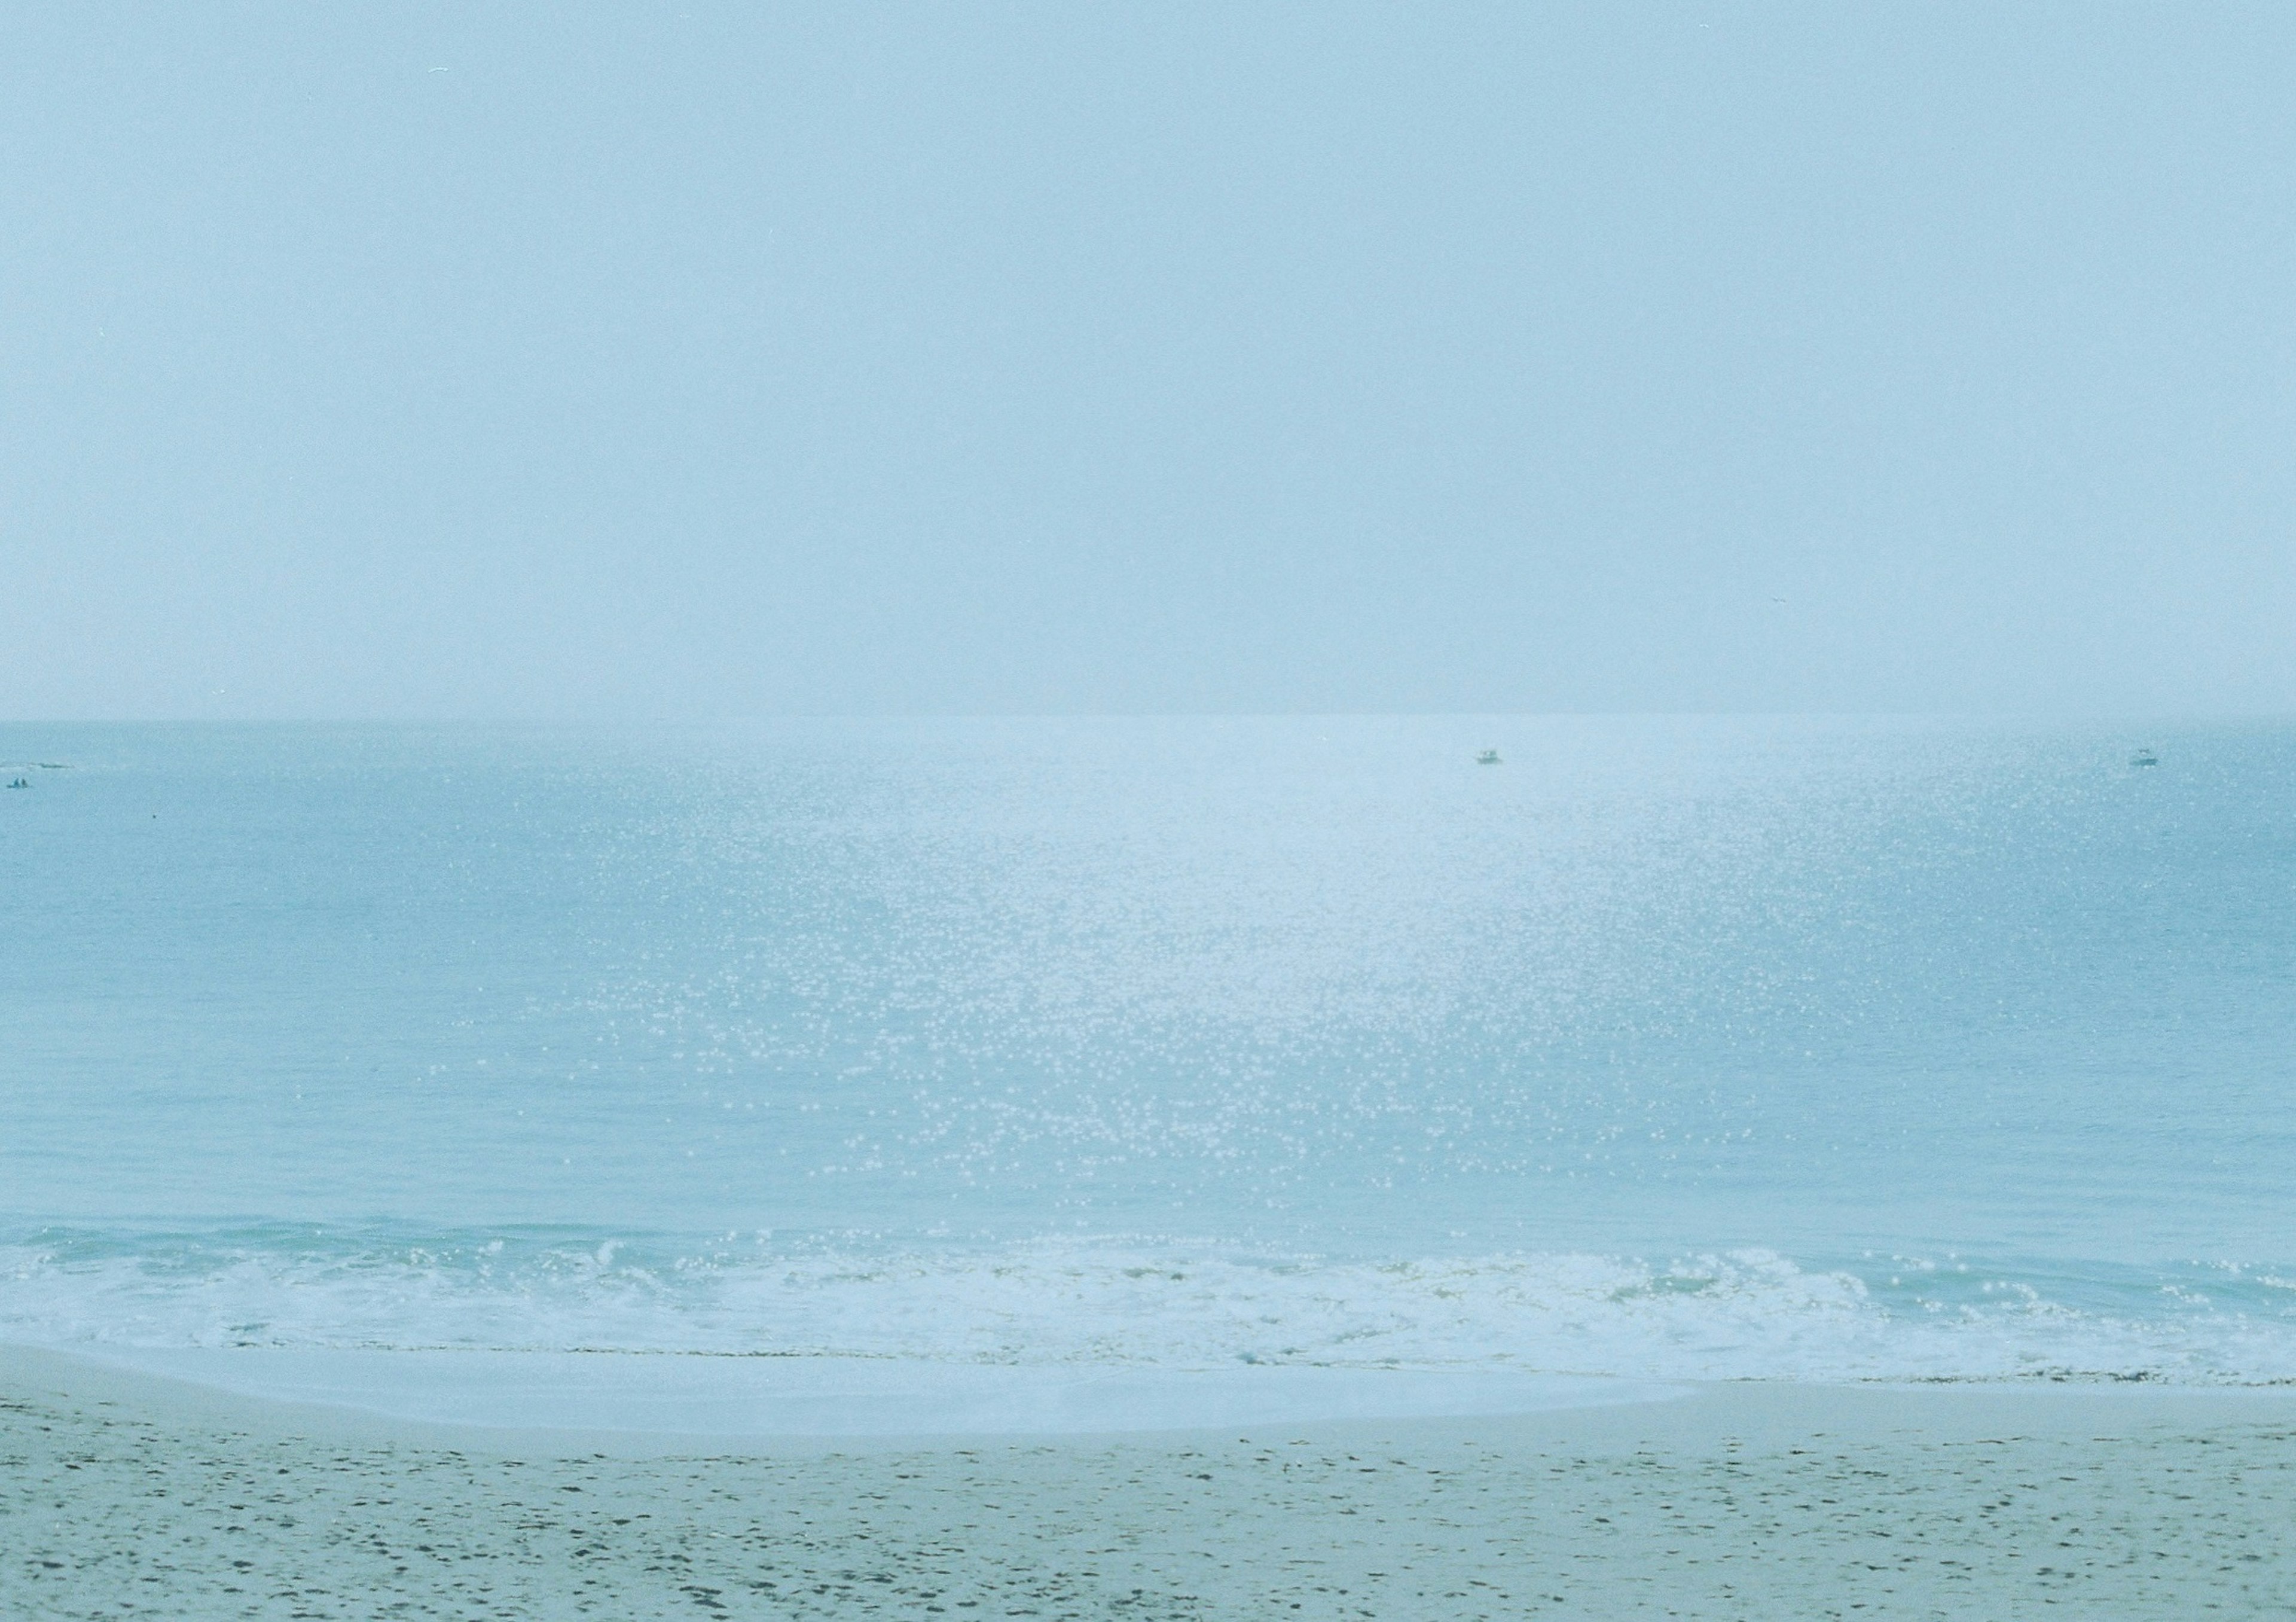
4, 718, 2293, 1385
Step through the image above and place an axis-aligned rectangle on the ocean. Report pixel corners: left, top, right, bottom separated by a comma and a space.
4, 718, 2293, 1410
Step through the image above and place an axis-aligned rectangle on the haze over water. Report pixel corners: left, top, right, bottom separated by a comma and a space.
5, 718, 2292, 1386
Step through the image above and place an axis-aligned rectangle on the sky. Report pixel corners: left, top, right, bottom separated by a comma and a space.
3, 3, 2291, 719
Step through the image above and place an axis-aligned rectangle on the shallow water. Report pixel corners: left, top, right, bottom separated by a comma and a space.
4, 718, 2292, 1386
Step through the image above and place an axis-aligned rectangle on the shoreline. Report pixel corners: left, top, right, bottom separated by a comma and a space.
8, 1345, 2296, 1617
25, 1339, 2296, 1450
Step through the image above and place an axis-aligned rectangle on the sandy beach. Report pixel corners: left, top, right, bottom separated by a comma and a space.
5, 1347, 2294, 1619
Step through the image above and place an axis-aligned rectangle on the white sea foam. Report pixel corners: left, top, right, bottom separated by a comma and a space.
7, 1236, 2294, 1386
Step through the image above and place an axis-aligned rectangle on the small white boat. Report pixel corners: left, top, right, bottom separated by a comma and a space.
1476, 749, 1501, 766
2130, 749, 2158, 768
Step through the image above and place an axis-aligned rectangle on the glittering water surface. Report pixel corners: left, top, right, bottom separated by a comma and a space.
4, 718, 2292, 1383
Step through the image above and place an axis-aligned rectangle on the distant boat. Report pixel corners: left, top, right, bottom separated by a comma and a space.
1476, 749, 1501, 766
4, 778, 27, 789
2130, 749, 2158, 768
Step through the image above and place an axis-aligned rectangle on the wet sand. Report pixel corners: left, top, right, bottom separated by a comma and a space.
5, 1344, 2295, 1619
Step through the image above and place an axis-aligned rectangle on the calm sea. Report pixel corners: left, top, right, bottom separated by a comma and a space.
5, 718, 2293, 1387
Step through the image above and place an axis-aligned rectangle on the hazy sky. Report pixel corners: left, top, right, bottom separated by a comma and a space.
5, 4, 2291, 718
